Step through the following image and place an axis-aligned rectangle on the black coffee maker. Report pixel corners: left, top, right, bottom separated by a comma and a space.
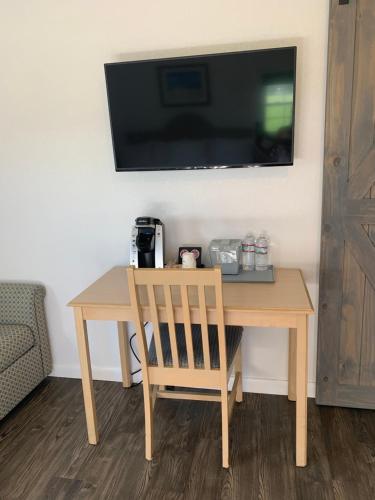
129, 217, 164, 268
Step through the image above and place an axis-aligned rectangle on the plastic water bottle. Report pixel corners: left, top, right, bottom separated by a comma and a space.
242, 233, 255, 271
255, 234, 269, 271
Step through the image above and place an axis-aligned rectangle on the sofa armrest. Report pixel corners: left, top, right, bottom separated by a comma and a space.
0, 283, 52, 376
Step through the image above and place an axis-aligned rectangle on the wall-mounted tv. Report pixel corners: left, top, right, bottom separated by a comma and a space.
104, 46, 297, 171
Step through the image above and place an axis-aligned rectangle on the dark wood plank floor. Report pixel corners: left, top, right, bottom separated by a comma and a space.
0, 378, 374, 500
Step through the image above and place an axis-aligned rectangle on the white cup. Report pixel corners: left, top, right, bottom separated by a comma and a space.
182, 252, 196, 268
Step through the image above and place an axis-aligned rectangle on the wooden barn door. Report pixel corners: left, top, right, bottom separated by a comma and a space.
317, 0, 375, 408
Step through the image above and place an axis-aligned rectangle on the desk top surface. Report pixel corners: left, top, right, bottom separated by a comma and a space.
68, 266, 314, 314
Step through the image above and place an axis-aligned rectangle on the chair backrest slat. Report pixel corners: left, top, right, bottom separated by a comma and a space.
164, 284, 180, 368
147, 284, 164, 367
181, 284, 194, 368
198, 285, 211, 370
127, 268, 152, 382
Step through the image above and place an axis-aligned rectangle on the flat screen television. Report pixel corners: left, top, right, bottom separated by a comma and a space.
104, 46, 297, 171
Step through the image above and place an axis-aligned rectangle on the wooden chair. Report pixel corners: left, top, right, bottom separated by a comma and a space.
127, 266, 243, 468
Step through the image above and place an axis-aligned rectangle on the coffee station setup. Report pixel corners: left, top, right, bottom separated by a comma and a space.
129, 216, 274, 283
66, 42, 316, 477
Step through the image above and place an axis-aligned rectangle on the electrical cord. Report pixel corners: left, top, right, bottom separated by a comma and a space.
128, 322, 148, 387
130, 334, 141, 368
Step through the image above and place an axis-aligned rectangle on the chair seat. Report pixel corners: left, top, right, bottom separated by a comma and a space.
0, 324, 35, 373
149, 323, 242, 369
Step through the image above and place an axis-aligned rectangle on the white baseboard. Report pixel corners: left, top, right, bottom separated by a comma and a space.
51, 364, 316, 398
241, 376, 316, 398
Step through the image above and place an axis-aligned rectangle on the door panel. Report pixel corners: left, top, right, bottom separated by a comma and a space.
317, 0, 375, 408
361, 278, 375, 387
338, 243, 365, 385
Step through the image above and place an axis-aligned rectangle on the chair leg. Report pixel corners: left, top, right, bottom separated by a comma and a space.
143, 383, 154, 461
151, 385, 158, 411
235, 346, 243, 403
221, 388, 229, 468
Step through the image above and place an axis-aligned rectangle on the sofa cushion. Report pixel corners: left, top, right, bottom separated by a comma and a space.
0, 324, 35, 373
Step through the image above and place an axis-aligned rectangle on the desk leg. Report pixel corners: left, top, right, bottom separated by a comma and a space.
288, 328, 297, 401
296, 315, 308, 467
118, 321, 132, 388
74, 307, 99, 445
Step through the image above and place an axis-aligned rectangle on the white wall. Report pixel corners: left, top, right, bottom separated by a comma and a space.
0, 0, 329, 396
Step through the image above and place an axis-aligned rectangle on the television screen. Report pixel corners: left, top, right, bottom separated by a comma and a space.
104, 46, 296, 171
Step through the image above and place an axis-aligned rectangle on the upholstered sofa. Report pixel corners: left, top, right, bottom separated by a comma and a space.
0, 283, 52, 420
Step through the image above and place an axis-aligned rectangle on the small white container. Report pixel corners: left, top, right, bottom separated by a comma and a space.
182, 252, 196, 268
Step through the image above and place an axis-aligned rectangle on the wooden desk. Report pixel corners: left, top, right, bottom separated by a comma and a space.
68, 266, 314, 467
